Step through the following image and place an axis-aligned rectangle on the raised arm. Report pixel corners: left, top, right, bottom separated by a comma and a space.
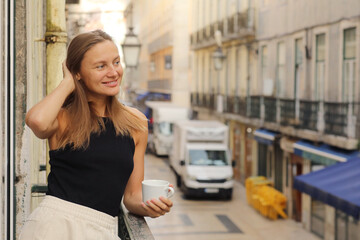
25, 62, 75, 139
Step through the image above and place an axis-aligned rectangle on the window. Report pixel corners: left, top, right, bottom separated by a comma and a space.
311, 162, 326, 238
276, 42, 286, 97
336, 210, 360, 240
188, 150, 228, 166
311, 200, 325, 238
261, 45, 268, 87
315, 34, 325, 101
343, 28, 356, 102
295, 38, 304, 99
164, 55, 172, 70
157, 122, 173, 136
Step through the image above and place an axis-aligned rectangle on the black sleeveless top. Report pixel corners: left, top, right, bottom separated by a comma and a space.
47, 118, 135, 217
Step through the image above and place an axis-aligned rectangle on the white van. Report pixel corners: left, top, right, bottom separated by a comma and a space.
145, 101, 189, 156
169, 120, 234, 199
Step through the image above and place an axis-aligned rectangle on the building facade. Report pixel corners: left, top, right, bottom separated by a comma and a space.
190, 0, 360, 239
126, 0, 191, 108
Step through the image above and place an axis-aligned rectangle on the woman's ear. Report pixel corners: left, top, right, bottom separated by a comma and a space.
75, 73, 81, 81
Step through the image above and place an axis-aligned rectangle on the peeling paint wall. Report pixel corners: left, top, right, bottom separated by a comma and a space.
15, 1, 48, 239
14, 0, 29, 238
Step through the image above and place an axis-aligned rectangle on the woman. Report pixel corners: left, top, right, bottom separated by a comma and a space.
20, 30, 173, 240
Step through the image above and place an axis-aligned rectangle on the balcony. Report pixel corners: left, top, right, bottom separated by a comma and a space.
280, 99, 296, 126
190, 92, 199, 106
250, 96, 261, 119
227, 15, 235, 34
190, 9, 255, 50
264, 97, 277, 123
209, 93, 216, 110
201, 93, 209, 108
235, 96, 247, 116
324, 102, 348, 137
300, 100, 319, 131
191, 91, 359, 149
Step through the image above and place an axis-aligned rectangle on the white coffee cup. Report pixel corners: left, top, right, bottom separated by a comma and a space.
142, 180, 175, 203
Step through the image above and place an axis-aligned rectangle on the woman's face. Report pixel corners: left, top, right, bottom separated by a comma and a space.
78, 40, 123, 100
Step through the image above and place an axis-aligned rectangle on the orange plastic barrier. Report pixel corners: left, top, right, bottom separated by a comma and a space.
245, 176, 288, 220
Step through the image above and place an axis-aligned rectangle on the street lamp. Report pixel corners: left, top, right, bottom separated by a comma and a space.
212, 46, 226, 71
121, 27, 141, 68
121, 3, 141, 68
212, 30, 226, 71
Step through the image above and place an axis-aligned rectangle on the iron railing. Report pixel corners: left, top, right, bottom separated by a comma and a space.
300, 100, 319, 131
209, 93, 216, 110
190, 92, 360, 140
324, 102, 348, 137
250, 96, 261, 118
280, 99, 296, 126
264, 97, 277, 123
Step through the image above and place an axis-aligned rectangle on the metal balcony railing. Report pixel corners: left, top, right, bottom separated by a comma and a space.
280, 99, 296, 126
227, 15, 235, 34
201, 93, 209, 108
210, 23, 215, 39
250, 96, 261, 118
190, 92, 199, 106
264, 97, 277, 123
300, 100, 319, 131
217, 20, 224, 34
324, 102, 348, 137
224, 96, 234, 113
209, 93, 216, 110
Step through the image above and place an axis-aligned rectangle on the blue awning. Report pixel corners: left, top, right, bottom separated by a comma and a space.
294, 158, 360, 219
294, 140, 360, 166
254, 129, 279, 145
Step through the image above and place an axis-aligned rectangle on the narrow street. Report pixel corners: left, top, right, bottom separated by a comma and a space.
144, 154, 320, 240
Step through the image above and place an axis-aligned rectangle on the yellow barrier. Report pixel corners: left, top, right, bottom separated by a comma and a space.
245, 176, 288, 220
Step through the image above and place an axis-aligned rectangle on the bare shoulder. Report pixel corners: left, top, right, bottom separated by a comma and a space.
125, 105, 147, 120
124, 106, 148, 128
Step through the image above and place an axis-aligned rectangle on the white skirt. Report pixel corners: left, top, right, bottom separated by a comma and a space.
19, 195, 120, 240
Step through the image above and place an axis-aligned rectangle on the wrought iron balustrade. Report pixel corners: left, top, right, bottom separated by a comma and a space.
227, 15, 235, 34
202, 93, 209, 108
224, 96, 234, 113
300, 100, 319, 131
324, 102, 348, 137
237, 97, 247, 116
264, 97, 277, 123
250, 96, 261, 118
280, 99, 296, 126
210, 23, 215, 39
209, 93, 215, 110
202, 27, 208, 40
190, 92, 199, 106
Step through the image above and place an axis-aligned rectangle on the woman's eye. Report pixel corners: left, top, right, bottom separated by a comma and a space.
114, 61, 120, 65
96, 65, 104, 69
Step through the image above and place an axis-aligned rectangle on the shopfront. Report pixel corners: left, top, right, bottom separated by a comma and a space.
293, 141, 360, 239
254, 129, 282, 190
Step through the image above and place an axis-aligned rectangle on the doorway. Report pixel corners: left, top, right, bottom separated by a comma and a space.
291, 154, 303, 222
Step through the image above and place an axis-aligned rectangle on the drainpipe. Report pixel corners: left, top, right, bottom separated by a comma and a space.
45, 0, 67, 175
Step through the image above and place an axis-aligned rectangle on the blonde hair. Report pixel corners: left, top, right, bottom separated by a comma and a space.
57, 30, 146, 149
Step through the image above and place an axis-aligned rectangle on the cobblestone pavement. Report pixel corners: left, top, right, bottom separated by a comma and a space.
144, 154, 321, 240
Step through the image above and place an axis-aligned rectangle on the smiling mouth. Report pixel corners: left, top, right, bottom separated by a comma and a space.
102, 80, 118, 87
